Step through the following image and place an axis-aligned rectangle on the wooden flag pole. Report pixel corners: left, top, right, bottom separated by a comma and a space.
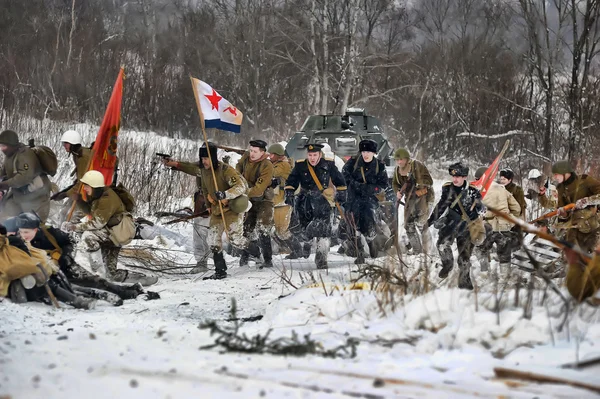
190, 77, 229, 236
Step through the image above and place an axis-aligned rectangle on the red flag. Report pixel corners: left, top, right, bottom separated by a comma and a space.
88, 68, 124, 186
471, 140, 511, 198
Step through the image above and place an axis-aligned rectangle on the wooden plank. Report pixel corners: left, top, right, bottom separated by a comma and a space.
494, 366, 600, 394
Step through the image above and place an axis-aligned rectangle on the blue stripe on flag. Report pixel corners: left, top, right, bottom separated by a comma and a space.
220, 121, 241, 134
204, 119, 221, 129
204, 119, 241, 133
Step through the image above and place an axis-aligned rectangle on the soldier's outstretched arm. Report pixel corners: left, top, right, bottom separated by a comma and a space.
171, 161, 203, 177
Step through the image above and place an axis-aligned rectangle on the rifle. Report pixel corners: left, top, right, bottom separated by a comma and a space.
529, 203, 576, 224
163, 210, 210, 225
50, 183, 76, 201
487, 206, 596, 265
156, 153, 172, 159
215, 144, 246, 155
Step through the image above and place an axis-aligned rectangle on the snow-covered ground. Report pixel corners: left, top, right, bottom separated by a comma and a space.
1, 121, 600, 398
2, 218, 600, 398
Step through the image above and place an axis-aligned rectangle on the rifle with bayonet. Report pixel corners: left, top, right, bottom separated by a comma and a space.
487, 205, 597, 265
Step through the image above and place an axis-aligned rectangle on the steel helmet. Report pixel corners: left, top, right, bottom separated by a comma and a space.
393, 148, 410, 160
474, 166, 487, 180
229, 195, 249, 213
268, 143, 285, 156
0, 130, 19, 146
551, 160, 574, 174
80, 170, 105, 188
528, 169, 542, 179
61, 130, 82, 145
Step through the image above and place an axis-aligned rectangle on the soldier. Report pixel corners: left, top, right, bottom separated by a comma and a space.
236, 139, 275, 268
427, 162, 484, 289
342, 139, 388, 263
498, 168, 526, 219
472, 167, 521, 273
267, 143, 302, 256
538, 160, 600, 254
52, 130, 92, 201
199, 142, 249, 280
391, 148, 434, 255
525, 168, 557, 222
17, 211, 142, 300
61, 170, 157, 286
284, 143, 347, 269
162, 151, 212, 273
0, 130, 52, 222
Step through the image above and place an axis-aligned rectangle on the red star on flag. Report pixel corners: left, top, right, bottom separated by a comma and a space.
205, 89, 222, 111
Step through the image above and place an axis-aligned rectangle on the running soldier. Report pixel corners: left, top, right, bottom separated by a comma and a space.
427, 162, 484, 289
284, 143, 347, 269
391, 148, 434, 255
499, 168, 526, 219
473, 167, 521, 273
268, 143, 302, 256
539, 160, 600, 254
199, 142, 249, 280
342, 139, 388, 263
236, 140, 275, 268
162, 151, 212, 273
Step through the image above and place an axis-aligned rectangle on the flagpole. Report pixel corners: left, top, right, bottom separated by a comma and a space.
190, 76, 229, 237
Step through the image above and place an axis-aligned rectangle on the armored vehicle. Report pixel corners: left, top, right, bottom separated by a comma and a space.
285, 108, 393, 165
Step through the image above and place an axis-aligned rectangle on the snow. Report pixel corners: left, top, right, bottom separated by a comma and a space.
1, 125, 600, 398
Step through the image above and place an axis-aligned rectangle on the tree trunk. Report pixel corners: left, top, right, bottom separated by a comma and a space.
320, 0, 330, 114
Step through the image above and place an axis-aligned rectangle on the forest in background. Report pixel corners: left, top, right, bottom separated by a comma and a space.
1, 0, 600, 175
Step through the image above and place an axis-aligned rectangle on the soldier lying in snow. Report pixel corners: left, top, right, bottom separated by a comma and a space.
16, 212, 143, 302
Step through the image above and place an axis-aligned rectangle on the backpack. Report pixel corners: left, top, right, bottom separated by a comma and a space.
28, 140, 58, 176
112, 183, 136, 212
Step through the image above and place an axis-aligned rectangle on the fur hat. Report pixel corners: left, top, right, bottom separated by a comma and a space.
359, 139, 377, 153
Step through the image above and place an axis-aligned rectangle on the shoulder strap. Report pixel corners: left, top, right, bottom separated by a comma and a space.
41, 226, 62, 254
307, 163, 325, 191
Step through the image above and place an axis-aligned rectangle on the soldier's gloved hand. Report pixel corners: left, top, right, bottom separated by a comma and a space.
284, 190, 295, 206
61, 221, 76, 232
575, 197, 589, 210
335, 190, 347, 204
270, 178, 280, 189
557, 207, 568, 218
213, 191, 227, 201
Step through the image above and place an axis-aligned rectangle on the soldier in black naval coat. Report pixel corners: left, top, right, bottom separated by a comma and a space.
284, 143, 347, 269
